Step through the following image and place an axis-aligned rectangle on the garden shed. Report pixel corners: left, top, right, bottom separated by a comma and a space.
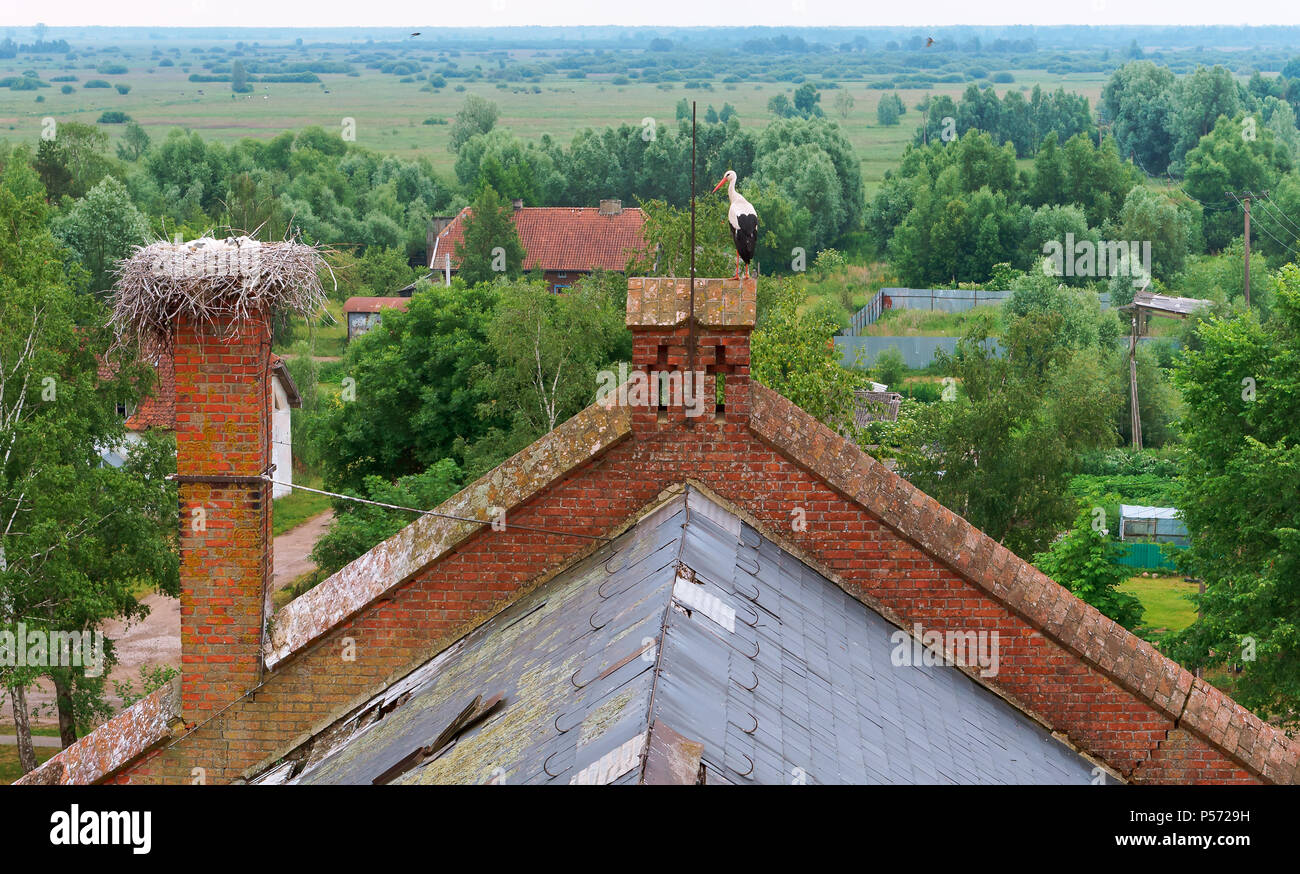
1118, 504, 1189, 546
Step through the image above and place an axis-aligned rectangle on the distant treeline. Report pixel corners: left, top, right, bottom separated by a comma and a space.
0, 38, 72, 57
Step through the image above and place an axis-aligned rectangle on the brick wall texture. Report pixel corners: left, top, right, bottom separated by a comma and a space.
174, 314, 273, 720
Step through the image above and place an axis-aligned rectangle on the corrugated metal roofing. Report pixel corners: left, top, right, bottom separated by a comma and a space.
253, 487, 1109, 785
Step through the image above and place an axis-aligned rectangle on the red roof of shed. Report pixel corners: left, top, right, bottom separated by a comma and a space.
344, 297, 414, 314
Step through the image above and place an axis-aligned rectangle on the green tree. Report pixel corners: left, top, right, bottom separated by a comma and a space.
767, 94, 795, 118
454, 185, 525, 286
357, 246, 419, 296
449, 94, 500, 152
793, 83, 823, 118
876, 93, 904, 126
1101, 60, 1178, 175
1169, 65, 1240, 171
0, 164, 178, 771
1166, 263, 1300, 724
900, 300, 1122, 558
231, 60, 251, 93
1115, 341, 1182, 449
1183, 113, 1292, 251
52, 176, 150, 295
1110, 185, 1198, 280
752, 277, 864, 432
115, 121, 151, 163
483, 278, 627, 436
311, 460, 462, 576
1032, 501, 1144, 629
315, 283, 505, 492
754, 117, 864, 252
33, 122, 116, 201
631, 196, 734, 278
832, 90, 855, 119
871, 346, 907, 389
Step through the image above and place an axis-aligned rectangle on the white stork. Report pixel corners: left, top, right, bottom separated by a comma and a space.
711, 170, 759, 280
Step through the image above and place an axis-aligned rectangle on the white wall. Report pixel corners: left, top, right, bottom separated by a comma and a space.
271, 376, 293, 500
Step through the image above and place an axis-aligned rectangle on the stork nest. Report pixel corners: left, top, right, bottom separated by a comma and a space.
110, 235, 333, 346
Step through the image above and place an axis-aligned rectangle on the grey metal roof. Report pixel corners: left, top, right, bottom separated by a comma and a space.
1120, 290, 1212, 318
253, 487, 1109, 785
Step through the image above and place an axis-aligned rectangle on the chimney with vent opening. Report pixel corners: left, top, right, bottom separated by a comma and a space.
624, 277, 755, 429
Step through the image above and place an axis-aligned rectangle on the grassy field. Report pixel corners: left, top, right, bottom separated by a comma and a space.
0, 50, 1107, 196
1120, 573, 1198, 635
0, 725, 60, 785
280, 298, 346, 358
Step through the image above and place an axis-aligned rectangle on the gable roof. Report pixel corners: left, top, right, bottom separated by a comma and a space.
28, 278, 1300, 787
252, 487, 1109, 785
429, 206, 646, 274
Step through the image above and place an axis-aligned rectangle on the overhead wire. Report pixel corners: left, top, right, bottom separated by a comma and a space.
265, 478, 613, 542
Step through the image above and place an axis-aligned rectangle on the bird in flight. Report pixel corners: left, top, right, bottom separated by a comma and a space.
410, 32, 421, 38
712, 170, 759, 280
926, 37, 935, 47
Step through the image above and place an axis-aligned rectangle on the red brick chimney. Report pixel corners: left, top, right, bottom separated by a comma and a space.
173, 312, 272, 720
624, 277, 756, 429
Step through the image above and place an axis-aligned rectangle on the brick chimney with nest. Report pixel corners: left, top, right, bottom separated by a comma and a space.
106, 236, 327, 725
623, 277, 756, 430
173, 310, 273, 719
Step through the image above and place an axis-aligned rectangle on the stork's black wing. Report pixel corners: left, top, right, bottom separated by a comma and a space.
732, 213, 759, 265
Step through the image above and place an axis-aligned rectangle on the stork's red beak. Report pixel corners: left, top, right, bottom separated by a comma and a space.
711, 178, 726, 193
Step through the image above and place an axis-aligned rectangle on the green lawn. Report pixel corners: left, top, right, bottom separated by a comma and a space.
1119, 574, 1199, 635
272, 475, 331, 536
0, 744, 59, 784
279, 298, 345, 359
0, 725, 61, 785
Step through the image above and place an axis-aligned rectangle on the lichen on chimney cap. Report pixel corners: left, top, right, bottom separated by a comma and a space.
110, 235, 333, 344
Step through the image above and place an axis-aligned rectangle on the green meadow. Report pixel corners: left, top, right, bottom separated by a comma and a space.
0, 51, 1108, 195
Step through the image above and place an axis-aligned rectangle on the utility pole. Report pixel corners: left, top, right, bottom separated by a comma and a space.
1227, 190, 1267, 307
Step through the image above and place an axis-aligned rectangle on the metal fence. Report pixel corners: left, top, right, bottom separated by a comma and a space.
836, 334, 1175, 370
846, 287, 1115, 336
1114, 541, 1182, 572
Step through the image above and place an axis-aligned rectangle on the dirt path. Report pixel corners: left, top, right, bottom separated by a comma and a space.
271, 510, 333, 597
1, 592, 181, 729
2, 510, 334, 730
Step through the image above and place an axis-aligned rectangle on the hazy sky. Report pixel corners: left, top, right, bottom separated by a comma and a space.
5, 0, 1298, 29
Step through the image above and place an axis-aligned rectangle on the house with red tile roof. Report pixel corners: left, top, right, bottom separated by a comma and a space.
23, 276, 1300, 786
428, 199, 646, 292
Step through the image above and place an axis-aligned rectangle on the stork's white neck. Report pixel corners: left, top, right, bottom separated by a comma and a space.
727, 175, 738, 200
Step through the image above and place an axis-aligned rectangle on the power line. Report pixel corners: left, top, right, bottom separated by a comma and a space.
266, 479, 613, 542
1228, 192, 1300, 259
1249, 216, 1300, 258
1252, 197, 1300, 243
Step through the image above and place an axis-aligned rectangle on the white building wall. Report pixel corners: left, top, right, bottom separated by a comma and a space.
271, 376, 293, 499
